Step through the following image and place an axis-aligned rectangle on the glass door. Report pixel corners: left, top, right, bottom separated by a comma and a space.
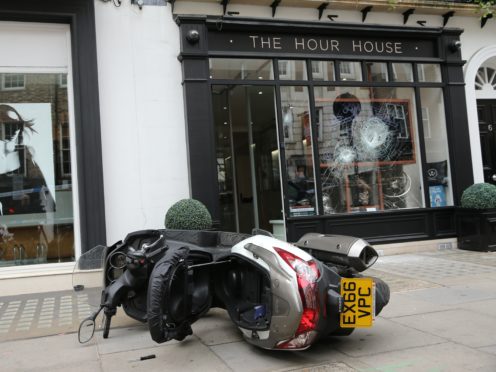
212, 85, 283, 235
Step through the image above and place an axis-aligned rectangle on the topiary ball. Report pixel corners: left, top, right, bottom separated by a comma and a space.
461, 183, 496, 209
165, 199, 212, 230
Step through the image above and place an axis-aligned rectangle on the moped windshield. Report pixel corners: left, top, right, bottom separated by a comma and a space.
72, 245, 106, 307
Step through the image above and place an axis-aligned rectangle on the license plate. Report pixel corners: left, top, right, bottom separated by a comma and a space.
340, 278, 375, 328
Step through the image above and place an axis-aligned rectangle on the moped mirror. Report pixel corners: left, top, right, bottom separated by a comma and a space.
78, 316, 96, 343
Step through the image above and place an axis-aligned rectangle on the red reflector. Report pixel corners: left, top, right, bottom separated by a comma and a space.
274, 247, 320, 349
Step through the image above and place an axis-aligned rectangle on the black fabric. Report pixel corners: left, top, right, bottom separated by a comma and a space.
160, 229, 250, 248
372, 277, 390, 316
161, 229, 219, 247
426, 160, 448, 185
147, 246, 192, 343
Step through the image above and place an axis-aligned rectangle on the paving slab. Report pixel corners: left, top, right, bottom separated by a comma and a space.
327, 317, 446, 357
374, 254, 495, 284
420, 250, 496, 268
210, 340, 363, 372
191, 308, 244, 346
99, 337, 230, 372
0, 290, 138, 342
379, 292, 451, 319
401, 283, 496, 306
479, 345, 496, 356
356, 341, 496, 372
392, 309, 496, 348
96, 323, 178, 355
278, 361, 358, 372
456, 298, 496, 317
0, 333, 100, 371
364, 268, 439, 293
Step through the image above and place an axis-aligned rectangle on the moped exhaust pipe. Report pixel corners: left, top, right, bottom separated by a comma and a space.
294, 233, 378, 272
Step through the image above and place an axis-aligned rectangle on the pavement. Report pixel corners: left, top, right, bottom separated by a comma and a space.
1, 247, 496, 371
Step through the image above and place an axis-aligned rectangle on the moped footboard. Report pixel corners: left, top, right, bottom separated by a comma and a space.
294, 233, 379, 272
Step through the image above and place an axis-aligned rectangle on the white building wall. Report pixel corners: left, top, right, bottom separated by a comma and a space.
94, 2, 189, 244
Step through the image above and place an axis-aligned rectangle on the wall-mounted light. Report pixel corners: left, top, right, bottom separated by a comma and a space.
186, 29, 200, 44
449, 40, 462, 53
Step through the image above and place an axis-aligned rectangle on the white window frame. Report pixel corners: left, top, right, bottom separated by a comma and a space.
278, 60, 290, 79
58, 73, 67, 88
311, 61, 323, 79
1, 73, 25, 90
339, 61, 362, 81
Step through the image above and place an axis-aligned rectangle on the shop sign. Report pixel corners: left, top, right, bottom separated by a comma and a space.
208, 32, 436, 58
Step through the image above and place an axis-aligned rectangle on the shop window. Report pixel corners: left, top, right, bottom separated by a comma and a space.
420, 88, 453, 207
417, 64, 442, 83
209, 58, 274, 80
1, 73, 25, 90
280, 86, 317, 217
339, 61, 362, 81
391, 63, 413, 82
311, 61, 335, 81
0, 73, 75, 267
314, 86, 424, 213
366, 62, 388, 82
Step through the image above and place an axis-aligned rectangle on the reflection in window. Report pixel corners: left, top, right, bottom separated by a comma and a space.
58, 120, 72, 176
420, 88, 453, 207
417, 64, 442, 83
1, 74, 25, 90
209, 58, 274, 80
0, 73, 74, 267
278, 60, 307, 81
311, 61, 335, 81
314, 86, 423, 214
339, 61, 362, 81
280, 86, 317, 217
366, 62, 388, 82
475, 66, 496, 91
392, 63, 413, 82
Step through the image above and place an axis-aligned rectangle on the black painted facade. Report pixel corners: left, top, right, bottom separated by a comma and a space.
178, 16, 472, 244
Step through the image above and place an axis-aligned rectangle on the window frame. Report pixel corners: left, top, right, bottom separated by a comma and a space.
1, 73, 25, 91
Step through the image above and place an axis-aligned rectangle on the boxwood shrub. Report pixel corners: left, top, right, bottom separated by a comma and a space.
461, 183, 496, 209
165, 199, 212, 230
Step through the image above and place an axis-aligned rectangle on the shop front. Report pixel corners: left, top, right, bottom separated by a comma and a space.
179, 17, 472, 243
0, 0, 105, 270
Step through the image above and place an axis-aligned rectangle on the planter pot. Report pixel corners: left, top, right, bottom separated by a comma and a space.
456, 208, 496, 252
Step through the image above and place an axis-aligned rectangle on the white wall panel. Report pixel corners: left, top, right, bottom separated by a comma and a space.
94, 2, 189, 243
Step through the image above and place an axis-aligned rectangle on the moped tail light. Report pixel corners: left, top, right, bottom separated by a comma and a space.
274, 247, 320, 350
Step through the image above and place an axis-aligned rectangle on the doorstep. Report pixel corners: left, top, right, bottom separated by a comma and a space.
0, 262, 74, 297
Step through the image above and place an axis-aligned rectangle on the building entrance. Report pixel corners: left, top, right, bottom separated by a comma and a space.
477, 99, 496, 185
212, 85, 283, 234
